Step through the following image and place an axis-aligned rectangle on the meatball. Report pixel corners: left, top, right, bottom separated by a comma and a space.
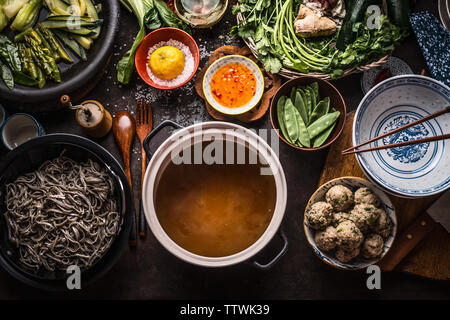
307, 201, 333, 230
335, 246, 360, 263
371, 208, 392, 238
325, 185, 354, 211
335, 220, 363, 250
348, 210, 369, 233
314, 226, 337, 251
361, 234, 384, 259
351, 203, 380, 230
332, 212, 350, 227
354, 187, 381, 207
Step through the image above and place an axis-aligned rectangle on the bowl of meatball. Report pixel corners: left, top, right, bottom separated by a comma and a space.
303, 177, 397, 270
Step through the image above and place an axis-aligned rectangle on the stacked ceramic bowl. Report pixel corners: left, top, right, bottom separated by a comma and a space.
353, 75, 450, 198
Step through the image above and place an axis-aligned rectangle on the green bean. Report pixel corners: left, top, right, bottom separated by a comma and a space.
310, 97, 330, 124
284, 98, 300, 142
294, 90, 308, 125
307, 111, 340, 139
292, 107, 310, 147
277, 96, 293, 144
313, 120, 337, 148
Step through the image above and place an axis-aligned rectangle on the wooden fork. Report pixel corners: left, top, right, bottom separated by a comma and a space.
136, 100, 153, 238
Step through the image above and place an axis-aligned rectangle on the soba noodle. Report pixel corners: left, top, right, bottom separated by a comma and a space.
4, 154, 120, 271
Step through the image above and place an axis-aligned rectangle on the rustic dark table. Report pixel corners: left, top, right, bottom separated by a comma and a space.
0, 0, 448, 299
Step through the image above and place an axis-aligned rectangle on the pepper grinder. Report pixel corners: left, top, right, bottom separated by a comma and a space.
61, 95, 112, 139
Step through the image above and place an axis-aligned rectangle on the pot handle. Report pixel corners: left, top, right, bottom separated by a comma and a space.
252, 228, 288, 271
143, 120, 183, 160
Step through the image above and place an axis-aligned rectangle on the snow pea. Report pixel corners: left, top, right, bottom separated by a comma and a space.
294, 90, 309, 125
310, 97, 330, 124
293, 107, 310, 148
277, 96, 293, 144
290, 87, 296, 103
284, 98, 300, 142
303, 88, 313, 118
307, 86, 316, 115
307, 111, 340, 139
313, 119, 337, 148
310, 82, 319, 102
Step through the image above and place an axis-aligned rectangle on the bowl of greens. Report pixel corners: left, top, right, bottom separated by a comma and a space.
232, 0, 409, 79
0, 0, 119, 108
270, 76, 346, 150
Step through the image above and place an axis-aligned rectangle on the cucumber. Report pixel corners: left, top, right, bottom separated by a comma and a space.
44, 0, 71, 15
72, 35, 92, 49
336, 0, 380, 50
84, 0, 100, 39
45, 15, 102, 23
53, 29, 87, 61
39, 19, 102, 29
61, 27, 96, 37
386, 0, 410, 29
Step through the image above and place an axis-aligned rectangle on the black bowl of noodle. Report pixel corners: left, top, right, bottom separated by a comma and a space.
0, 134, 132, 290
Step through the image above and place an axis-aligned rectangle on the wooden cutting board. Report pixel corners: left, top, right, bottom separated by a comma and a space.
319, 112, 450, 280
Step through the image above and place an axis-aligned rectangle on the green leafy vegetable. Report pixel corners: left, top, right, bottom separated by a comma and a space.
0, 59, 14, 89
0, 34, 22, 71
231, 0, 407, 76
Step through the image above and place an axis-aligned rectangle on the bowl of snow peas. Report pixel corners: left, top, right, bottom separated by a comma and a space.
270, 77, 346, 150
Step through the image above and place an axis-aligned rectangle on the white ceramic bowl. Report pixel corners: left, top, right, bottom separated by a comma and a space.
303, 177, 397, 270
353, 75, 450, 198
203, 55, 264, 115
142, 121, 287, 268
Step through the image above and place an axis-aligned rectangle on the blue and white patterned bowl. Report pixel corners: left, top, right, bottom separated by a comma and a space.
303, 177, 397, 270
353, 75, 450, 198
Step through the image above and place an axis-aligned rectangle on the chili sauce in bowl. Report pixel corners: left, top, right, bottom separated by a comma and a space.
203, 55, 264, 115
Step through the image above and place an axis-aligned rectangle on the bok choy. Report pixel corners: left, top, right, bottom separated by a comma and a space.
11, 0, 42, 31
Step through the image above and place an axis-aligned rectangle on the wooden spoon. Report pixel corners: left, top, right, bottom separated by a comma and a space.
113, 111, 137, 247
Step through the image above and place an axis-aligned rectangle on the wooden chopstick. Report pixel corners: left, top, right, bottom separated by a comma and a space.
343, 106, 450, 154
342, 133, 450, 155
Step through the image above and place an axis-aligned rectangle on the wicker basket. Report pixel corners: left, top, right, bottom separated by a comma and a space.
236, 13, 389, 80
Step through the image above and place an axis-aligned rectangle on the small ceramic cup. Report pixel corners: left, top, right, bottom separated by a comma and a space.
1, 113, 45, 150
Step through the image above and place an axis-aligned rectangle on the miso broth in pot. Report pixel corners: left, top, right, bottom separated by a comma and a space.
143, 122, 287, 268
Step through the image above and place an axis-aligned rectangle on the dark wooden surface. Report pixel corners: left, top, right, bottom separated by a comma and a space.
320, 113, 450, 280
0, 0, 448, 299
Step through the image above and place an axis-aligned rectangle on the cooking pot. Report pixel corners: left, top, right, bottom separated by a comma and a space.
142, 121, 288, 269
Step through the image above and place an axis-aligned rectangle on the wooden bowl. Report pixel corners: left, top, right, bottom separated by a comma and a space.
135, 27, 200, 90
270, 76, 346, 151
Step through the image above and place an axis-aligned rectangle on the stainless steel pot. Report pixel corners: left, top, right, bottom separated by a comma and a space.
142, 121, 288, 269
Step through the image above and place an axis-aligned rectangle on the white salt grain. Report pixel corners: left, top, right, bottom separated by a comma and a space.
146, 39, 195, 87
